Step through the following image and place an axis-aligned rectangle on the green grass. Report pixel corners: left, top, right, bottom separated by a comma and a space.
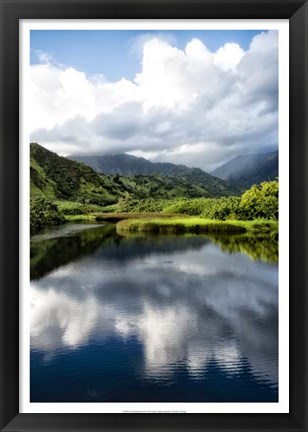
67, 211, 189, 224
64, 213, 101, 222
30, 157, 57, 199
95, 212, 184, 222
55, 200, 105, 215
65, 211, 278, 235
116, 217, 278, 235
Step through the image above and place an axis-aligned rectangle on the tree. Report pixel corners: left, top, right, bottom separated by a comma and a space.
239, 180, 278, 220
30, 197, 65, 234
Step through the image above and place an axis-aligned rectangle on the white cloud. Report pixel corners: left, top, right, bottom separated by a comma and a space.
35, 49, 54, 65
213, 42, 244, 71
30, 31, 278, 171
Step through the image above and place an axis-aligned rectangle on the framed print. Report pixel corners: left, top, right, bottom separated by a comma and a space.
0, 0, 307, 431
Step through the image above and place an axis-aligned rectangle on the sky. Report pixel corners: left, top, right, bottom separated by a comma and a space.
30, 29, 278, 172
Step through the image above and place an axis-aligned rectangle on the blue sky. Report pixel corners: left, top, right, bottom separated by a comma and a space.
31, 30, 263, 81
30, 29, 278, 170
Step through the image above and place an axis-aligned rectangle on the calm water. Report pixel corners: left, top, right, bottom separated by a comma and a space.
30, 223, 278, 402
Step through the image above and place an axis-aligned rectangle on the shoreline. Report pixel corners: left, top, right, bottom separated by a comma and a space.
97, 215, 280, 236
115, 217, 278, 235
32, 212, 278, 237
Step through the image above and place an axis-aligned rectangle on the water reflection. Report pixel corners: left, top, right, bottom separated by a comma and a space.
31, 224, 278, 281
208, 233, 278, 263
31, 225, 278, 402
30, 224, 115, 280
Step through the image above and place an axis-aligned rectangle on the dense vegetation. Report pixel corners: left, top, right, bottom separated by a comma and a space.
30, 197, 65, 234
30, 143, 278, 234
102, 180, 279, 221
31, 143, 238, 202
69, 152, 239, 197
103, 196, 241, 218
30, 143, 126, 206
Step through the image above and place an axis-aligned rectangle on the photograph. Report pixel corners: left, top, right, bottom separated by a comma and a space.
28, 26, 281, 407
1, 0, 307, 429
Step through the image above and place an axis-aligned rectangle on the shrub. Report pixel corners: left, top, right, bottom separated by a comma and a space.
239, 180, 278, 220
30, 197, 65, 234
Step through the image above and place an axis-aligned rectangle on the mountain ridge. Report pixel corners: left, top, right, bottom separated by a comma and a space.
68, 152, 239, 196
30, 143, 239, 204
211, 150, 278, 189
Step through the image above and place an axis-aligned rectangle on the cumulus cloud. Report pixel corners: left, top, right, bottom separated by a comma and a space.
213, 42, 245, 71
30, 31, 278, 171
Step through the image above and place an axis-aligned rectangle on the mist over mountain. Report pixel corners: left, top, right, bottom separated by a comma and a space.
211, 151, 278, 189
68, 153, 239, 196
31, 143, 239, 206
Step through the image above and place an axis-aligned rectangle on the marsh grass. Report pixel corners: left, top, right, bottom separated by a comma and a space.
116, 217, 278, 235
65, 211, 183, 223
95, 212, 184, 222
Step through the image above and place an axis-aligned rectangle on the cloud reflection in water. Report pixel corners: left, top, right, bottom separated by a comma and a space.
31, 235, 278, 389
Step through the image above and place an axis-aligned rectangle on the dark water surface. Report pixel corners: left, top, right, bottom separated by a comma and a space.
30, 223, 278, 402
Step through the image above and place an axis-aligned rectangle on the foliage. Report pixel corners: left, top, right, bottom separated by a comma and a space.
238, 180, 278, 220
70, 152, 240, 197
55, 200, 104, 215
30, 143, 126, 205
164, 196, 241, 219
29, 143, 279, 233
110, 181, 278, 221
30, 143, 240, 206
30, 197, 65, 234
116, 173, 226, 199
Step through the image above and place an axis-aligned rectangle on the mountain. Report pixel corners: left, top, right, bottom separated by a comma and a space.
68, 153, 239, 197
211, 151, 278, 189
30, 144, 239, 208
30, 143, 128, 206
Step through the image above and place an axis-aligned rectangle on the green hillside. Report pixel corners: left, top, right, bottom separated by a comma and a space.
69, 152, 239, 197
30, 143, 126, 206
30, 144, 277, 234
30, 143, 239, 205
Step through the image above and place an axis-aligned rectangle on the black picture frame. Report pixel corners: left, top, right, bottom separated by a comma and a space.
0, 1, 307, 431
